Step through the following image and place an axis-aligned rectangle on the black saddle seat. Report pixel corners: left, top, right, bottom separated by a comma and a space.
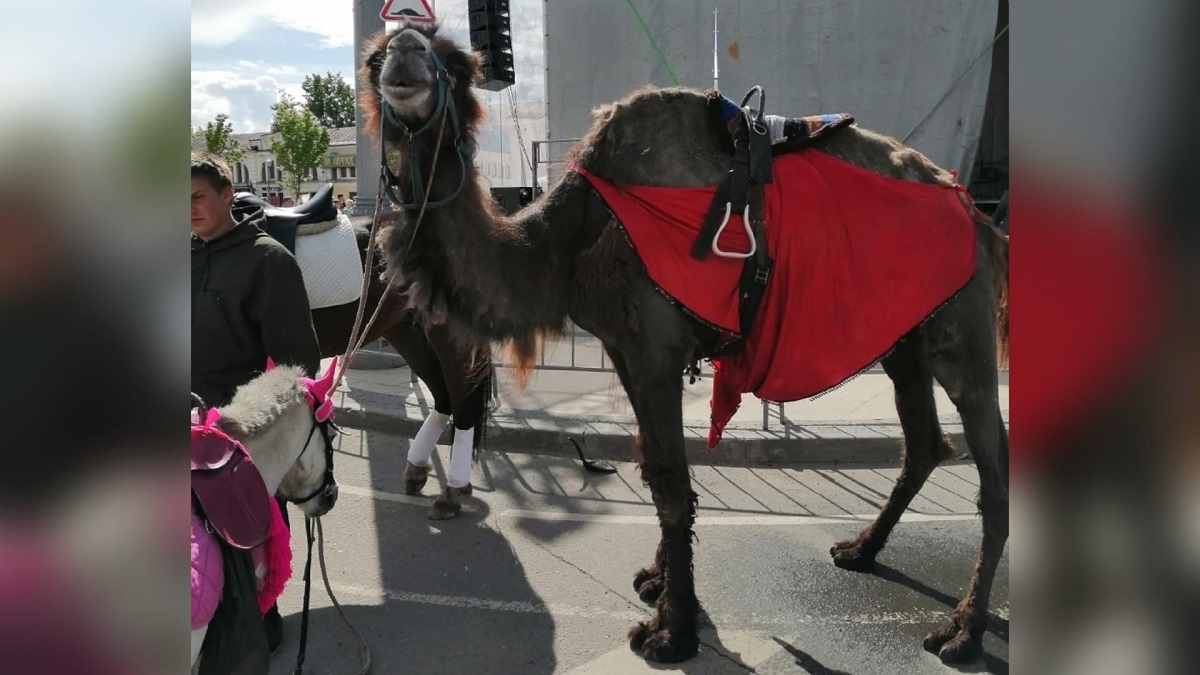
233, 183, 338, 254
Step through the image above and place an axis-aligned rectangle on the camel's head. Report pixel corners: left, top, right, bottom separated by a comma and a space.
359, 23, 483, 145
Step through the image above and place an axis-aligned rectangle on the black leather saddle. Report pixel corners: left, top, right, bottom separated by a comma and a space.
233, 183, 338, 254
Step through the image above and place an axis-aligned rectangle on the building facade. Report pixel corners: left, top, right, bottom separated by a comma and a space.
192, 127, 360, 206
194, 99, 548, 208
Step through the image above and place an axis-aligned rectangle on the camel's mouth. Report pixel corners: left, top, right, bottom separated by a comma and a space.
381, 82, 432, 117
380, 55, 437, 114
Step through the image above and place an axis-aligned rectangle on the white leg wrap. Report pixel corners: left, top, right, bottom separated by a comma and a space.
447, 426, 474, 488
407, 411, 449, 465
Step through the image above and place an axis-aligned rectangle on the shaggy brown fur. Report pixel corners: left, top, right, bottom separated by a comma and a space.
360, 25, 1010, 666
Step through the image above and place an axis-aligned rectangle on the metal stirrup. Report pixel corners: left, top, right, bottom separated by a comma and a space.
710, 203, 756, 259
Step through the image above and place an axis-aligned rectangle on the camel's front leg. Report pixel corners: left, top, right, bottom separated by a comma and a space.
629, 460, 700, 663
612, 348, 700, 663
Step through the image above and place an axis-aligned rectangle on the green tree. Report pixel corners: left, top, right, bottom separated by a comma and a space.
196, 113, 245, 167
270, 93, 330, 201
301, 72, 355, 129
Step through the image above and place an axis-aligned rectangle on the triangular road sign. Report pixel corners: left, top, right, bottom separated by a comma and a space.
381, 0, 436, 23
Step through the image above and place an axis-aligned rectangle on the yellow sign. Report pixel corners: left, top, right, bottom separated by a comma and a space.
324, 154, 356, 168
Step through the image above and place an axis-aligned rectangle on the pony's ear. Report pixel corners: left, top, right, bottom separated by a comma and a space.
311, 357, 338, 399
265, 356, 277, 371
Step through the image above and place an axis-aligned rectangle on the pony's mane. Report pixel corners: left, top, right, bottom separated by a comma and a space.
217, 366, 307, 439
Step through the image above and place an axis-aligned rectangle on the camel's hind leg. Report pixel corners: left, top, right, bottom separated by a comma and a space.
830, 331, 952, 571
923, 284, 1008, 664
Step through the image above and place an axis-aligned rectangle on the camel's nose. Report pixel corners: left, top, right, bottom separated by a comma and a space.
388, 29, 428, 53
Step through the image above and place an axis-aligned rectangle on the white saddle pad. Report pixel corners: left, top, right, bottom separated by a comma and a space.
294, 214, 363, 310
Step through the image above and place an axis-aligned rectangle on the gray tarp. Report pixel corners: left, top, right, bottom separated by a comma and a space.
544, 0, 998, 185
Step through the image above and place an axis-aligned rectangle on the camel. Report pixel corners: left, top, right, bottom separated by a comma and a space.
359, 24, 1009, 665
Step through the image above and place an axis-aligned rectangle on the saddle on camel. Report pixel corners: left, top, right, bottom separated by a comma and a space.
575, 88, 979, 446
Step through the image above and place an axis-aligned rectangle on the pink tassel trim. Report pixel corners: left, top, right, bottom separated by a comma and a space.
255, 497, 293, 616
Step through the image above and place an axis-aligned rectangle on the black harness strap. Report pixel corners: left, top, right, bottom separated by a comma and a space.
738, 182, 772, 336
692, 137, 751, 261
693, 86, 777, 337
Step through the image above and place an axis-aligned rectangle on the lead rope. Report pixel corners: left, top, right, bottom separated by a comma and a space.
292, 98, 450, 675
292, 519, 316, 675
331, 100, 449, 396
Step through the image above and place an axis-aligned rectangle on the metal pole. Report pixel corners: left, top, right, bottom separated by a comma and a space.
351, 0, 386, 217
531, 141, 540, 196
713, 7, 719, 91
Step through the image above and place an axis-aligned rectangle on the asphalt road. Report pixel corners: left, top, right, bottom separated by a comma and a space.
268, 427, 1008, 675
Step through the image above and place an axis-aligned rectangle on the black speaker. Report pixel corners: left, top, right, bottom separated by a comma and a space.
468, 0, 516, 91
490, 186, 537, 215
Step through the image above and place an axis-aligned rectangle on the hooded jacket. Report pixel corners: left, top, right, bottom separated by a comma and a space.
191, 207, 321, 408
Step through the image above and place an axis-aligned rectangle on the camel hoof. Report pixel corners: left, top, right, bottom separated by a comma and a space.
404, 462, 429, 496
830, 541, 876, 572
427, 485, 470, 520
924, 614, 984, 664
632, 566, 663, 603
636, 577, 664, 605
628, 622, 699, 663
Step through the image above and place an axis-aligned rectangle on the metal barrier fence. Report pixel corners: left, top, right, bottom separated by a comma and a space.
494, 137, 789, 430
530, 138, 580, 196
487, 322, 788, 431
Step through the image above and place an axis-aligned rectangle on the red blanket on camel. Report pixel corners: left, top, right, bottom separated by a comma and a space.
575, 150, 978, 447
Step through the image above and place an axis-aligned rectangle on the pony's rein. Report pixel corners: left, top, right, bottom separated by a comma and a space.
290, 518, 372, 675
293, 69, 450, 675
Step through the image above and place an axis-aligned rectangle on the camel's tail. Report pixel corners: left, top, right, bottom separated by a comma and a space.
994, 230, 1009, 369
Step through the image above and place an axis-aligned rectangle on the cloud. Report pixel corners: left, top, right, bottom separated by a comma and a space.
192, 0, 354, 49
192, 1, 548, 132
191, 67, 307, 132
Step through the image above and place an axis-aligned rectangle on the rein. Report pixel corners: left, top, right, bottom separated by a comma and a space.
286, 418, 336, 506
290, 415, 370, 675
380, 64, 470, 211
330, 48, 455, 397
296, 34, 467, 675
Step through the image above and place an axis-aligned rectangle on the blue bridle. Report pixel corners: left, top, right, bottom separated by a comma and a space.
379, 47, 471, 211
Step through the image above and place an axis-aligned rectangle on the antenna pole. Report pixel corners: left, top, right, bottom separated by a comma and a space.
713, 7, 719, 91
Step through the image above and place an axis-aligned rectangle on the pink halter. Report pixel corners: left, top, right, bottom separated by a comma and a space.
264, 356, 339, 423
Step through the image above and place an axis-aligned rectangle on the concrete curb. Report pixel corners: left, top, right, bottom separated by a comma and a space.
334, 403, 969, 467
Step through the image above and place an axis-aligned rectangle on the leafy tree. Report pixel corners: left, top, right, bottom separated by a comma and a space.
196, 113, 245, 167
270, 92, 330, 200
301, 72, 355, 129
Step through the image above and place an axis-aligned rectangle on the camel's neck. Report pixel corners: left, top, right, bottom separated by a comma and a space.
396, 170, 592, 346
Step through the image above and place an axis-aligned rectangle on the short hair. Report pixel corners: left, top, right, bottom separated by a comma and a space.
191, 153, 232, 192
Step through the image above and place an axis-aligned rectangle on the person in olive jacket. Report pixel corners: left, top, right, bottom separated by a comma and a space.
191, 152, 321, 407
190, 152, 321, 653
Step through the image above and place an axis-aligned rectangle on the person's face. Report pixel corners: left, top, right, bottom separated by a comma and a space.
190, 177, 234, 240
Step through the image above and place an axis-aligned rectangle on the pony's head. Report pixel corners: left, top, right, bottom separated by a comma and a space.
217, 362, 340, 518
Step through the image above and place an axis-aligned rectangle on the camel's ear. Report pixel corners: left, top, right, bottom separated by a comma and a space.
444, 47, 483, 87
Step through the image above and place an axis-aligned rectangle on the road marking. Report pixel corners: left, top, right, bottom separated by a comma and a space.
318, 582, 1007, 627
325, 583, 645, 621
336, 484, 978, 526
